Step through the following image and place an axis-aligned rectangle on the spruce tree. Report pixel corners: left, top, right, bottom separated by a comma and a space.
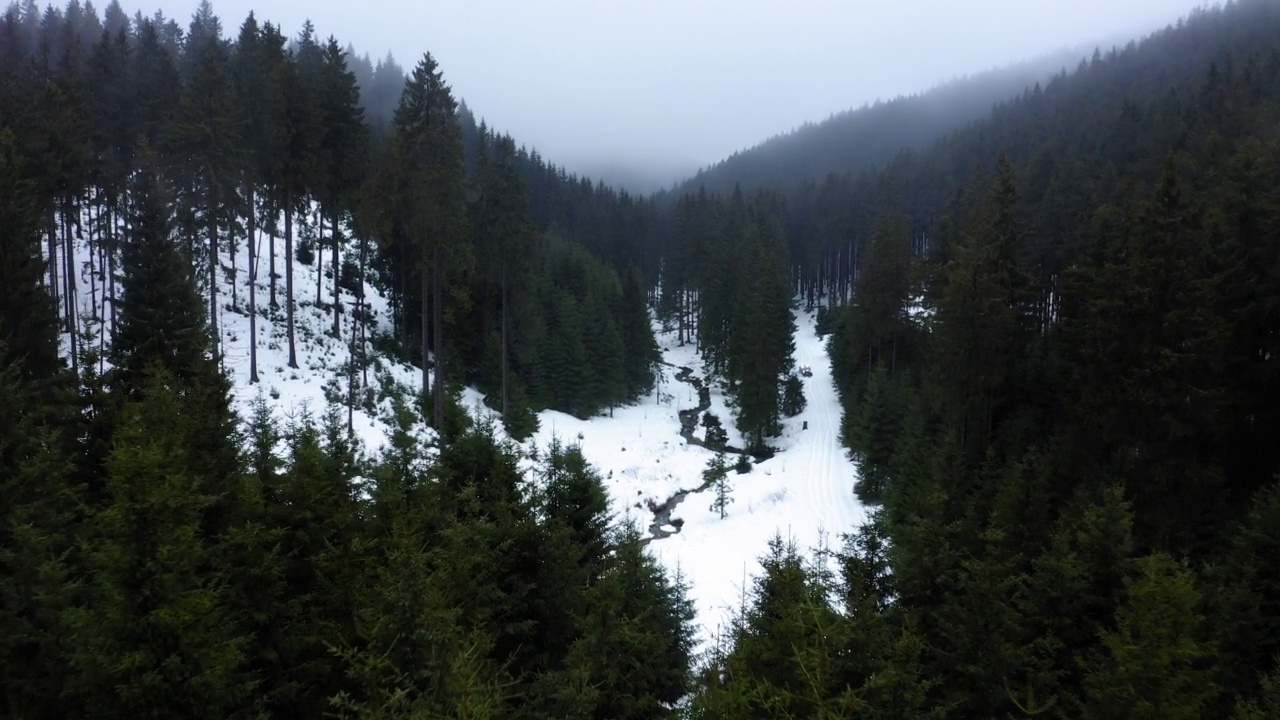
386, 53, 469, 428
111, 147, 212, 392
68, 374, 253, 720
314, 36, 366, 338
0, 130, 60, 381
168, 24, 241, 358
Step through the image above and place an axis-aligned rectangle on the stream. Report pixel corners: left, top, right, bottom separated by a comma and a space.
644, 362, 755, 543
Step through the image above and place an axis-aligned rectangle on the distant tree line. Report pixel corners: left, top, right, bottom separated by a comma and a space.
658, 188, 799, 453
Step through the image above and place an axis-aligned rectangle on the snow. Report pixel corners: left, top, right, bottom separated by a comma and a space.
524, 310, 868, 649
58, 207, 866, 652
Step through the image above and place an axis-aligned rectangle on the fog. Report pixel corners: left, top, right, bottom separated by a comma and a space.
169, 0, 1209, 191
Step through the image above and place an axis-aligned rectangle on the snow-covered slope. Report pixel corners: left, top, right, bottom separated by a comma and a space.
529, 310, 868, 647
60, 210, 866, 649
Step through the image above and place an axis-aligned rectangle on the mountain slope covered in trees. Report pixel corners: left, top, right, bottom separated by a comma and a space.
671, 48, 1086, 197
684, 1, 1280, 716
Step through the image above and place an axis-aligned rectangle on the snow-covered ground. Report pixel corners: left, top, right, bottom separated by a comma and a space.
59, 209, 866, 650
534, 312, 868, 648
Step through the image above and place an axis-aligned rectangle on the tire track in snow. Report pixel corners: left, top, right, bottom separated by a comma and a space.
798, 313, 842, 532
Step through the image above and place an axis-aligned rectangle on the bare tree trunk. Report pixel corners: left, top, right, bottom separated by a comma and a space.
432, 240, 445, 429
286, 202, 298, 369
64, 203, 79, 377
421, 263, 430, 408
315, 209, 323, 306
269, 199, 278, 311
248, 186, 259, 384
108, 199, 118, 334
347, 304, 355, 436
230, 199, 238, 312
209, 183, 220, 360
88, 198, 99, 323
332, 208, 341, 338
47, 212, 58, 308
359, 232, 368, 388
501, 251, 508, 422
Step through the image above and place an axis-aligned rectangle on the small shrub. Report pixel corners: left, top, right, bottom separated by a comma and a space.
296, 237, 316, 266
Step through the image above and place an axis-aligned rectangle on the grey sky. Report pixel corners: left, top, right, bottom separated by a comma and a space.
188, 0, 1207, 190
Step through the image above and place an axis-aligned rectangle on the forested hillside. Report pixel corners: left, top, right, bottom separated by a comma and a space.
0, 0, 662, 430
685, 1, 1280, 716
671, 49, 1081, 197
0, 0, 695, 716
8, 0, 1280, 716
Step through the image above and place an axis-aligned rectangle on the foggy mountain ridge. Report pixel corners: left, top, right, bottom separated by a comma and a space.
666, 43, 1101, 198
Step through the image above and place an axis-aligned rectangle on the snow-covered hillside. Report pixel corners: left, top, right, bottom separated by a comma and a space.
60, 210, 866, 649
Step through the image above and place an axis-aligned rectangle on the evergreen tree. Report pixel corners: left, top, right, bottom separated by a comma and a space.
168, 18, 241, 357
67, 374, 253, 719
111, 147, 213, 392
702, 411, 729, 449
271, 49, 320, 369
1083, 553, 1217, 719
0, 130, 60, 381
706, 453, 732, 519
314, 36, 366, 337
385, 53, 469, 427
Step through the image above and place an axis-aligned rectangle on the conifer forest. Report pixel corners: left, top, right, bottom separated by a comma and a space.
3, 0, 1280, 717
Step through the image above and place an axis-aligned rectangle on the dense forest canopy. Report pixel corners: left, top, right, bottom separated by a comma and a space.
3, 0, 1280, 717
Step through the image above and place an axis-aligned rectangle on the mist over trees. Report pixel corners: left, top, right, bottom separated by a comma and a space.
671, 48, 1087, 198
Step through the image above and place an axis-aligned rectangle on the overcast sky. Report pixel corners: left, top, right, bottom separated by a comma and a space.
177, 0, 1207, 190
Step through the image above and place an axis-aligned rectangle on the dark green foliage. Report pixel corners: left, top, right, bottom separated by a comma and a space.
0, 130, 60, 383
67, 374, 253, 719
570, 527, 697, 720
295, 235, 315, 265
692, 3, 1280, 715
702, 411, 728, 448
110, 148, 212, 391
705, 453, 731, 519
1082, 553, 1217, 719
780, 373, 805, 417
847, 364, 903, 503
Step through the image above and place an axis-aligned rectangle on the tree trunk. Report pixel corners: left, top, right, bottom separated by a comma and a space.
230, 202, 238, 312
269, 200, 278, 311
286, 202, 298, 369
248, 186, 258, 384
359, 232, 368, 388
501, 251, 508, 423
63, 203, 78, 377
209, 182, 220, 360
108, 199, 117, 334
421, 263, 430, 410
432, 240, 445, 429
316, 210, 324, 306
47, 211, 58, 310
332, 208, 340, 338
88, 198, 98, 324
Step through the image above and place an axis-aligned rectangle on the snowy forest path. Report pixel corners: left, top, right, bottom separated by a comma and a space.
795, 320, 841, 528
